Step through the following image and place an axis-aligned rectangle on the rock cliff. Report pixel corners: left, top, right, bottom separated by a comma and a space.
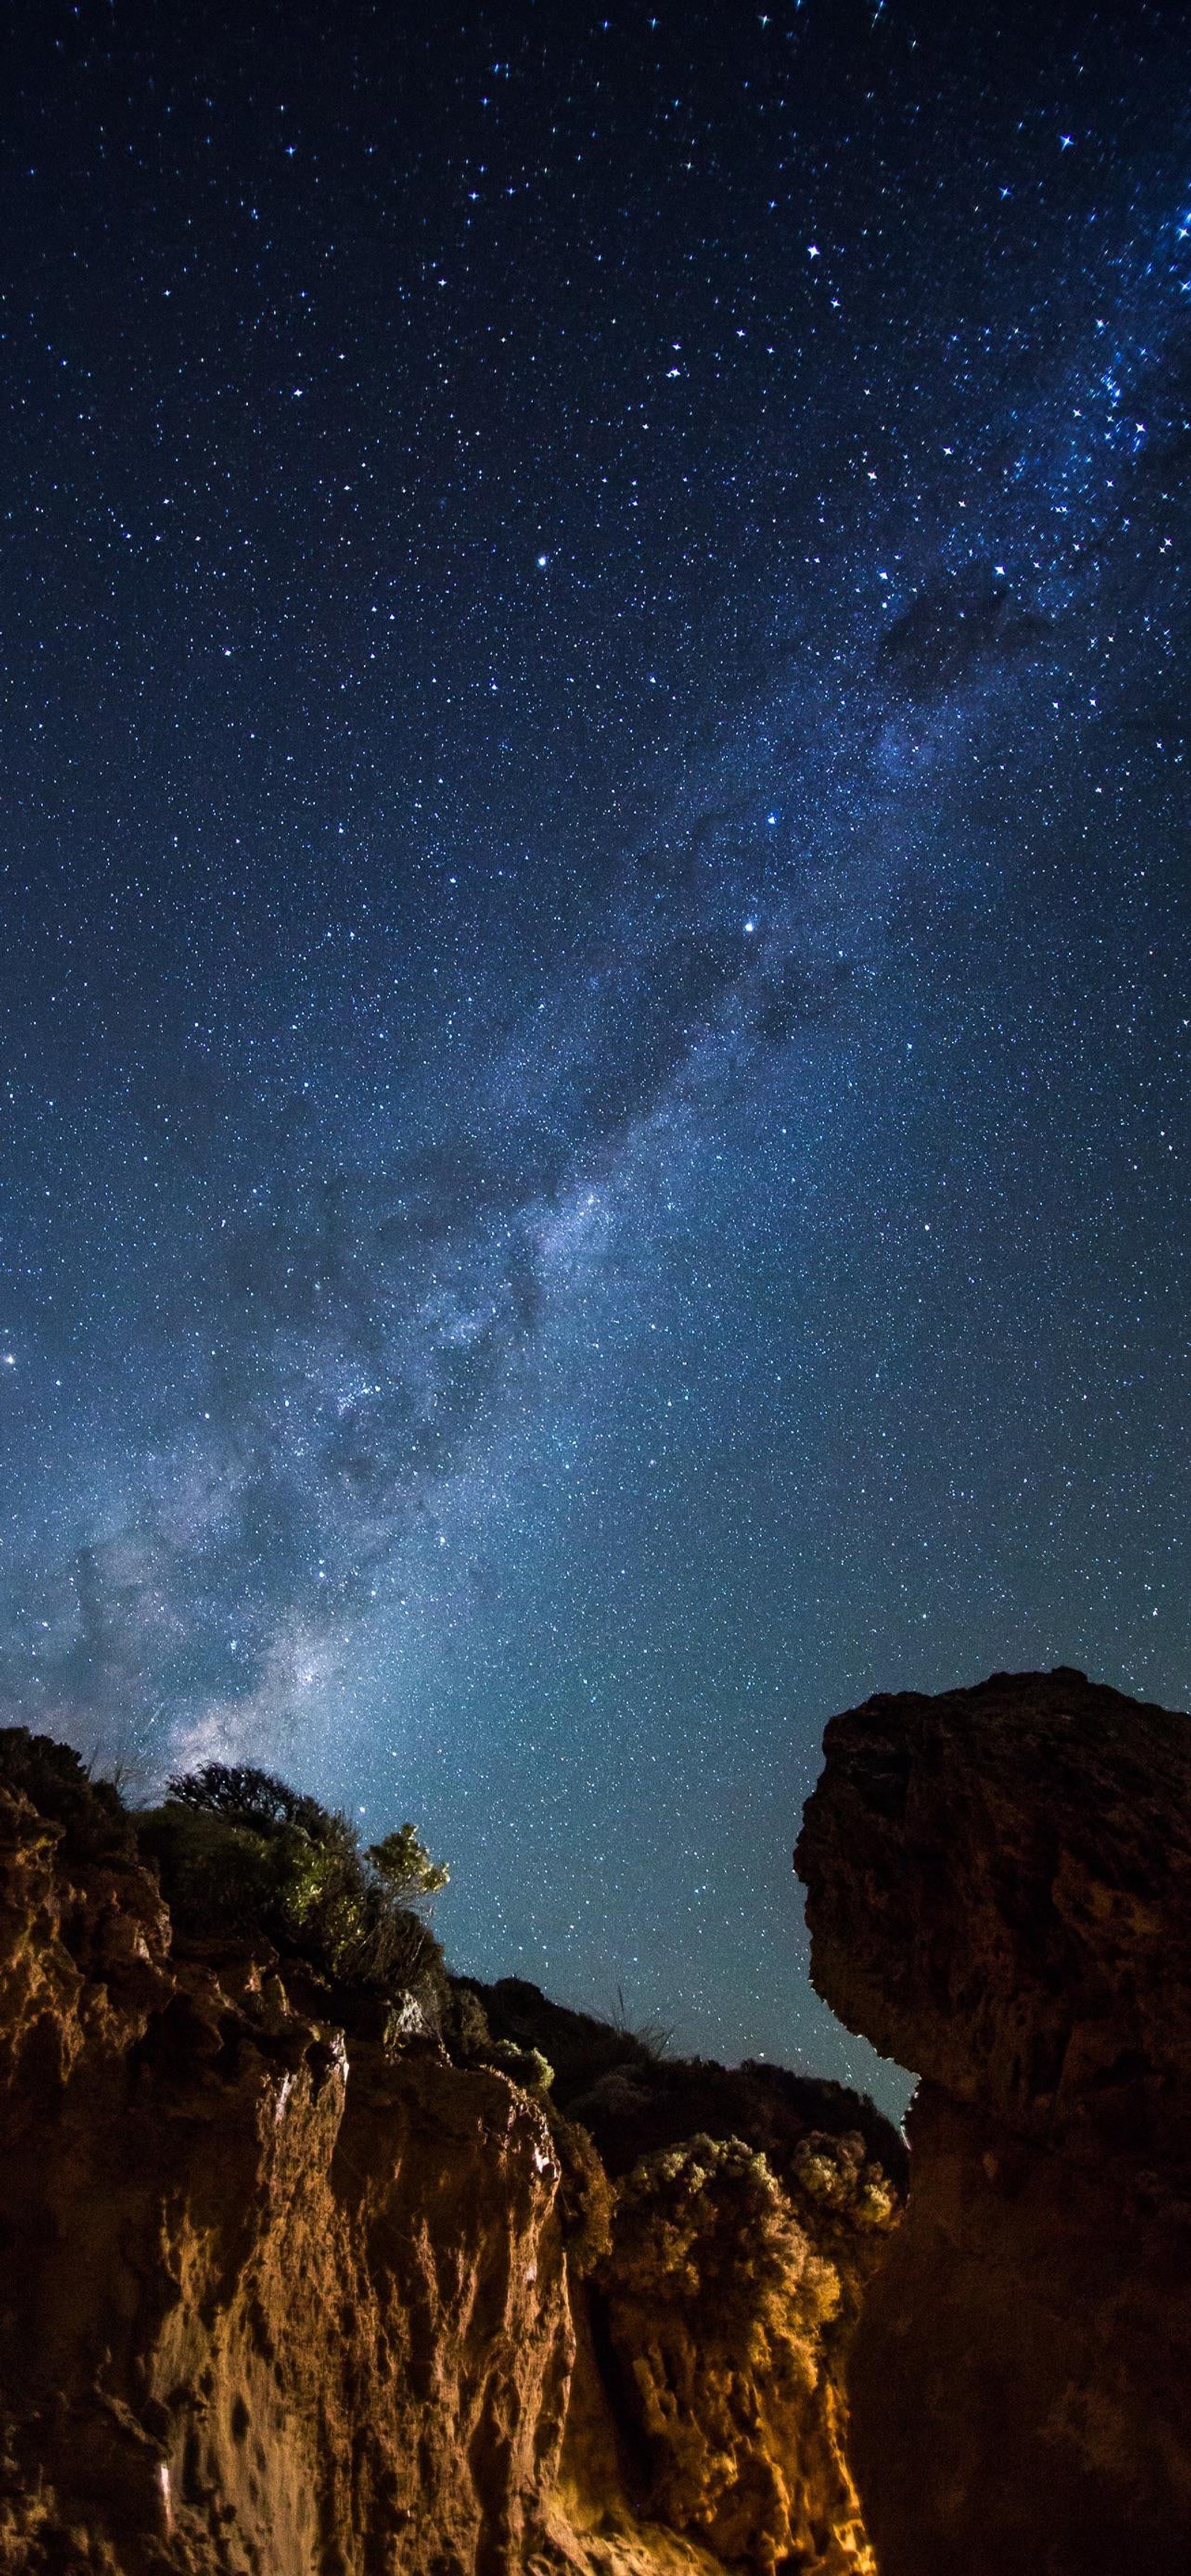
795, 1665, 1191, 2576
473, 1980, 904, 2575
0, 1731, 902, 2575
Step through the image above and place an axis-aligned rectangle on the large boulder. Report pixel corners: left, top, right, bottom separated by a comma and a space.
795, 1667, 1191, 2576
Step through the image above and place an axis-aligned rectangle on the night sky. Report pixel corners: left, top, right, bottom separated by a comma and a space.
2, 1, 1190, 2113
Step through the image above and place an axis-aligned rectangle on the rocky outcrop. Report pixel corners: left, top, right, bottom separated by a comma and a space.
795, 1665, 1191, 2576
0, 1768, 572, 2575
587, 2130, 887, 2573
0, 1733, 904, 2575
473, 1983, 903, 2575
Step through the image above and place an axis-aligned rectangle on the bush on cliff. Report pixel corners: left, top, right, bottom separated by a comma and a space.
135, 1760, 448, 2013
0, 1728, 136, 1867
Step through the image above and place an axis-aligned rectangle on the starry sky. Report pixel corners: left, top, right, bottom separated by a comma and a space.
2, 0, 1190, 2112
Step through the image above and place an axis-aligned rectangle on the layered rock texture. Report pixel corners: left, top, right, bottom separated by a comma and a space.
474, 1980, 903, 2575
0, 1732, 902, 2575
795, 1665, 1191, 2576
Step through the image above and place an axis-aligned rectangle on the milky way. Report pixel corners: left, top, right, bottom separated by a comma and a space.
2, 3, 1190, 2109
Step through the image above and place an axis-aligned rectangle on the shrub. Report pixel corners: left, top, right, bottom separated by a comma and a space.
136, 1762, 448, 2011
165, 1761, 334, 1841
368, 1822, 449, 1900
606, 2133, 824, 2316
481, 2037, 555, 2094
0, 1728, 135, 1867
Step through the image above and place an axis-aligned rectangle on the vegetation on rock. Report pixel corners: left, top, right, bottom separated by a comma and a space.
0, 1727, 135, 1866
135, 1758, 449, 2013
0, 1725, 907, 2576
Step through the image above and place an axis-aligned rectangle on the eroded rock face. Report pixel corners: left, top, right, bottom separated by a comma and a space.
592, 2130, 893, 2574
473, 1979, 904, 2575
0, 1737, 904, 2575
0, 1776, 572, 2575
795, 1666, 1191, 2576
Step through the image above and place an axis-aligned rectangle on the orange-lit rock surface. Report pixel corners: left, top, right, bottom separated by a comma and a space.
0, 1766, 572, 2574
795, 1666, 1191, 2576
0, 1734, 903, 2575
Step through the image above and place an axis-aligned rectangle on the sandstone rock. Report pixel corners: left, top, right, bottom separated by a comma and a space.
0, 1771, 572, 2576
795, 1665, 1191, 2576
473, 1979, 903, 2576
591, 2130, 890, 2574
0, 1735, 903, 2575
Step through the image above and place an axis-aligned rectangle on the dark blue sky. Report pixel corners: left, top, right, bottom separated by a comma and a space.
2, 0, 1190, 2111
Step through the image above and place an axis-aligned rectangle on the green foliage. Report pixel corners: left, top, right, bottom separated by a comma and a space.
135, 1802, 275, 1930
0, 1728, 135, 1867
165, 1760, 341, 1842
136, 1761, 448, 2009
368, 1822, 450, 1899
482, 2037, 554, 2094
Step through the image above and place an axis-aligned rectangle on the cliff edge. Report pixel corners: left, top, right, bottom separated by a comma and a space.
0, 1730, 901, 2575
795, 1665, 1191, 2576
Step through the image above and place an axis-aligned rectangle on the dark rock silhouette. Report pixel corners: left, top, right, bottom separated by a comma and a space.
469, 1973, 907, 2188
795, 1666, 1191, 2576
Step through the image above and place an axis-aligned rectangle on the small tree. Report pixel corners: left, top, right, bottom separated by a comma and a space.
368, 1823, 449, 1901
142, 1762, 448, 2002
166, 1761, 338, 1845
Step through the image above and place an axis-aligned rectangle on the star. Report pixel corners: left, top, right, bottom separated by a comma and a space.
0, 0, 1186, 2111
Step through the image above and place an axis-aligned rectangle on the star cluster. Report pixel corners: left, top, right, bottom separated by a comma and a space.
1, 1, 1190, 2109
